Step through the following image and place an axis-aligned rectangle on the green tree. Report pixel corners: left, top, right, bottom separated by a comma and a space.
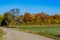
0, 15, 3, 25
1, 12, 12, 26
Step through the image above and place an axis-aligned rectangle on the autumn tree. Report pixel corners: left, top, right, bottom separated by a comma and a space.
33, 14, 42, 25
23, 12, 32, 25
52, 14, 60, 24
1, 8, 60, 26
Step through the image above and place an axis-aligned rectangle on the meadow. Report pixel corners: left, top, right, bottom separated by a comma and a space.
16, 25, 60, 40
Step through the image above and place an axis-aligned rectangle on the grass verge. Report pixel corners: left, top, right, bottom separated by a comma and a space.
16, 25, 60, 40
0, 27, 5, 40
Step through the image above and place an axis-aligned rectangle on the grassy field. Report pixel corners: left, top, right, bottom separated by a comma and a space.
16, 25, 60, 40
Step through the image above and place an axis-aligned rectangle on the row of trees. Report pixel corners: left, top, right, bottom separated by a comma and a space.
0, 9, 60, 27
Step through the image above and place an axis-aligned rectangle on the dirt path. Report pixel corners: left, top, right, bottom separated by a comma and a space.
2, 28, 54, 40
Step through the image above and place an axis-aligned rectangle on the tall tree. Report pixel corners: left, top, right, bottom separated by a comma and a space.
23, 12, 32, 24
0, 14, 3, 25
1, 12, 12, 26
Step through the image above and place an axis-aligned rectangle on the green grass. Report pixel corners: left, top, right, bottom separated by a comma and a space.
16, 25, 60, 40
0, 32, 3, 40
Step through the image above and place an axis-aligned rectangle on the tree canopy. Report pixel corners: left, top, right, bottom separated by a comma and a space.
0, 9, 60, 27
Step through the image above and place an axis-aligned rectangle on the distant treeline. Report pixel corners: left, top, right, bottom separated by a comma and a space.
0, 9, 60, 26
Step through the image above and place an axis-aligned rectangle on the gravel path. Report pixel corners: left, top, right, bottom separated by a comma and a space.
2, 28, 54, 40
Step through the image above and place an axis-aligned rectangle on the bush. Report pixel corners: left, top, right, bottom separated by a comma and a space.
0, 28, 3, 32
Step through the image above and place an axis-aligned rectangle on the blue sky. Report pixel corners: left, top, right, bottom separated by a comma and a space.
0, 0, 60, 15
